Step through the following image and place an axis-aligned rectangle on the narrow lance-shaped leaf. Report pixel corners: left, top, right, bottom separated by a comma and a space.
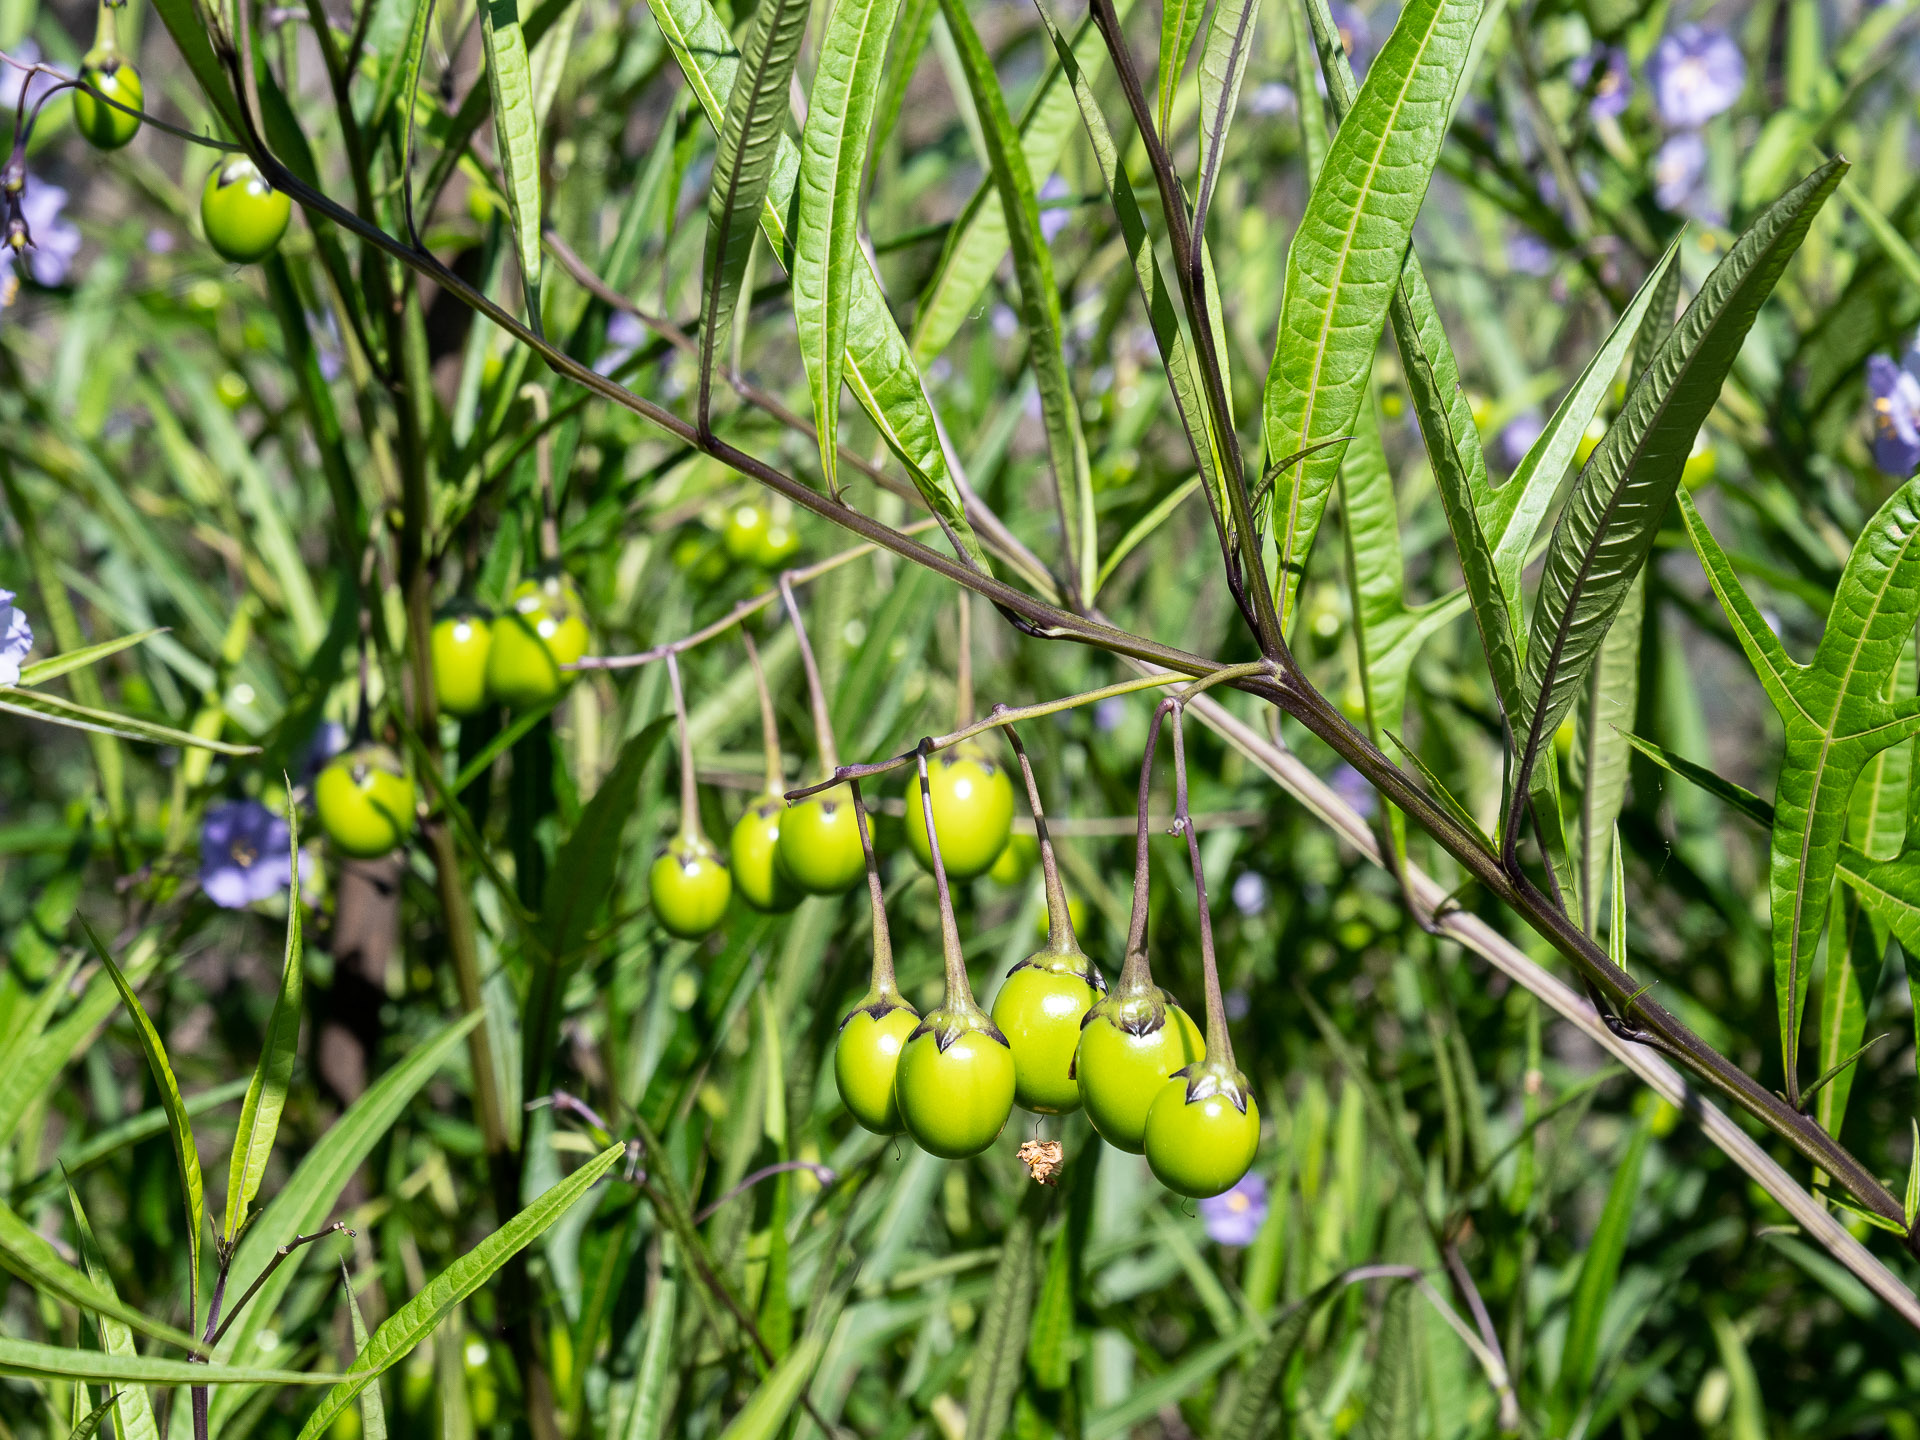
68, 1185, 163, 1440
1515, 159, 1846, 809
1814, 886, 1881, 1158
67, 1390, 118, 1440
293, 1143, 624, 1440
341, 1263, 389, 1440
480, 0, 547, 325
1682, 478, 1920, 1099
85, 921, 204, 1324
1557, 1115, 1651, 1412
0, 1202, 203, 1355
1157, 0, 1206, 137
963, 1187, 1044, 1440
224, 797, 306, 1243
1191, 0, 1262, 244
1035, 0, 1226, 548
646, 0, 985, 564
940, 0, 1096, 596
1577, 572, 1644, 933
698, 0, 811, 425
0, 688, 259, 754
912, 1, 1133, 366
1263, 0, 1483, 630
16, 629, 163, 688
0, 1337, 330, 1386
793, 0, 908, 495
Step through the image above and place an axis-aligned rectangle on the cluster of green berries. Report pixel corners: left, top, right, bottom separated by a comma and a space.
310, 573, 590, 861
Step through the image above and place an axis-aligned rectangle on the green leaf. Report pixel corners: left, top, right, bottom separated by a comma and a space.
480, 0, 547, 324
1516, 160, 1846, 806
963, 1186, 1044, 1440
66, 1186, 161, 1440
1362, 1283, 1419, 1440
938, 0, 1096, 595
224, 798, 306, 1244
146, 0, 245, 137
793, 0, 908, 495
1682, 475, 1920, 1100
1192, 0, 1262, 242
714, 1331, 825, 1440
911, 4, 1128, 367
66, 1390, 118, 1440
16, 630, 164, 688
698, 0, 810, 421
1219, 1270, 1350, 1440
0, 688, 260, 755
0, 1337, 329, 1386
1619, 731, 1775, 828
647, 0, 984, 564
210, 1011, 484, 1423
0, 1201, 202, 1355
1904, 1121, 1918, 1228
1157, 0, 1205, 135
340, 1263, 388, 1440
872, 0, 935, 158
1559, 1114, 1651, 1407
362, 0, 434, 133
1036, 0, 1226, 547
621, 1236, 679, 1440
1577, 572, 1645, 933
1263, 0, 1482, 629
293, 1143, 624, 1440
84, 921, 204, 1324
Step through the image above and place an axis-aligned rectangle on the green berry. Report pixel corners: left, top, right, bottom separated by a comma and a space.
775, 784, 866, 894
486, 573, 590, 709
835, 1000, 919, 1133
648, 835, 731, 939
730, 793, 802, 912
1143, 1067, 1260, 1198
904, 744, 1014, 881
201, 157, 291, 264
430, 609, 493, 717
894, 1012, 1017, 1158
74, 53, 142, 150
1074, 995, 1203, 1153
991, 956, 1105, 1114
315, 744, 416, 859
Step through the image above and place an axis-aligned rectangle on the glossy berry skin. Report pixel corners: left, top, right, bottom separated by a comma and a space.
835, 1002, 919, 1133
1143, 1072, 1261, 1198
904, 744, 1014, 881
315, 745, 416, 859
1075, 1000, 1203, 1153
775, 785, 865, 894
991, 958, 1105, 1114
730, 795, 802, 912
648, 835, 731, 939
201, 157, 291, 263
486, 574, 590, 709
895, 1016, 1017, 1158
430, 611, 493, 717
74, 54, 142, 150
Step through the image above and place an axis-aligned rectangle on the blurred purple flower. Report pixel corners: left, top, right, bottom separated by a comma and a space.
1507, 231, 1554, 276
1200, 1172, 1268, 1246
0, 590, 32, 685
1867, 351, 1920, 477
1247, 81, 1297, 118
1330, 762, 1376, 818
306, 310, 344, 382
1652, 130, 1708, 212
1038, 174, 1071, 245
1231, 872, 1269, 916
1647, 26, 1744, 128
1225, 986, 1251, 1021
146, 228, 177, 254
1331, 4, 1373, 74
991, 304, 1020, 340
1093, 696, 1126, 732
5, 178, 81, 289
593, 309, 648, 376
1500, 409, 1544, 468
1571, 45, 1633, 119
1, 42, 59, 115
302, 719, 348, 782
201, 800, 293, 909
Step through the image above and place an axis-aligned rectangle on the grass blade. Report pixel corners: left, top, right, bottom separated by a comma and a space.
293, 1143, 624, 1440
341, 1262, 389, 1440
16, 629, 164, 688
1619, 730, 1775, 828
0, 1201, 202, 1354
67, 1185, 162, 1440
0, 688, 260, 755
0, 1337, 328, 1386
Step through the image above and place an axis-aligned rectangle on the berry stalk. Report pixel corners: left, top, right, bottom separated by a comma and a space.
917, 742, 979, 1013
743, 629, 784, 796
1116, 700, 1173, 995
665, 651, 701, 844
1169, 704, 1234, 1069
780, 572, 839, 774
1000, 720, 1077, 957
848, 777, 901, 1001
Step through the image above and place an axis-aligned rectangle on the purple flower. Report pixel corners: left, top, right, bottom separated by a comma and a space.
306, 310, 344, 382
1507, 231, 1554, 276
5, 178, 81, 290
1500, 409, 1544, 468
1093, 696, 1126, 732
0, 590, 32, 685
1571, 45, 1633, 120
200, 800, 294, 909
1200, 1172, 1269, 1246
1867, 351, 1920, 477
1652, 130, 1708, 212
1038, 174, 1071, 245
1330, 762, 1376, 818
1, 42, 59, 115
1331, 4, 1373, 75
1247, 81, 1297, 118
1231, 871, 1269, 916
1647, 26, 1744, 128
593, 309, 648, 376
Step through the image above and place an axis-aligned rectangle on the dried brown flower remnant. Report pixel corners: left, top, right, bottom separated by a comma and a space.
1018, 1139, 1063, 1185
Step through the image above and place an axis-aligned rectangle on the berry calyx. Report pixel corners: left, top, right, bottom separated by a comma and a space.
904, 742, 1014, 881
74, 50, 142, 150
835, 996, 918, 1133
1143, 1060, 1261, 1198
430, 605, 494, 717
1074, 985, 1203, 1151
648, 834, 731, 939
992, 955, 1105, 1114
730, 792, 802, 912
486, 572, 589, 709
201, 157, 291, 264
314, 744, 416, 859
774, 784, 865, 894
